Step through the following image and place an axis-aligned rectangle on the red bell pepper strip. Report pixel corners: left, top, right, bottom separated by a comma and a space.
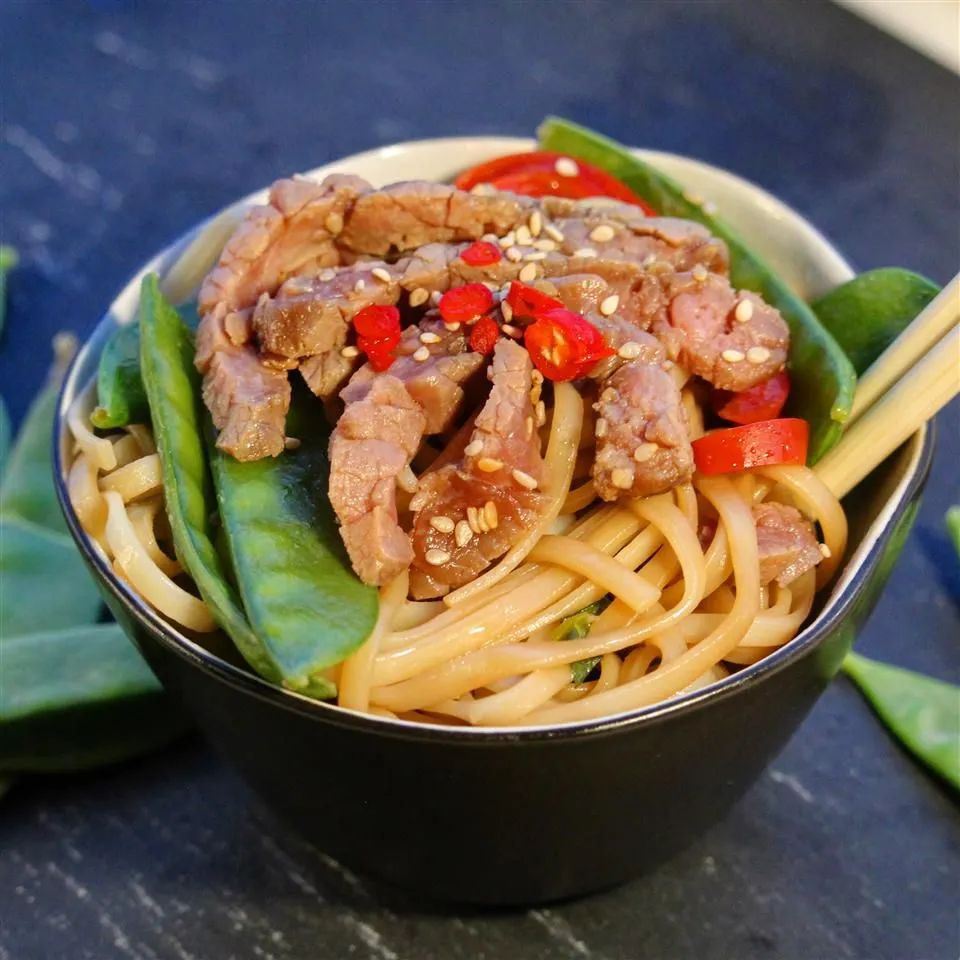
454, 150, 655, 213
692, 418, 809, 475
524, 307, 614, 382
714, 371, 791, 425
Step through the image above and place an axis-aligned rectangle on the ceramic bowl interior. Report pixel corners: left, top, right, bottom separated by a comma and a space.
57, 137, 929, 736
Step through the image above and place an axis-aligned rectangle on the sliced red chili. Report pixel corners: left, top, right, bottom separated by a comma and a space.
692, 418, 809, 475
714, 371, 791, 425
505, 280, 564, 320
438, 283, 495, 323
353, 305, 402, 371
524, 307, 614, 382
460, 241, 502, 267
469, 314, 500, 355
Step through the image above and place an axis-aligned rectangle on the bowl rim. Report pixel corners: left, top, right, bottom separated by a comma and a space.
54, 136, 935, 743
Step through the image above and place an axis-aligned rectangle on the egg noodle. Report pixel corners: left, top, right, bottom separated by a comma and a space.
68, 366, 847, 727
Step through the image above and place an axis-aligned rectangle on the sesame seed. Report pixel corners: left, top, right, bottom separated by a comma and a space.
476, 509, 489, 534
819, 543, 832, 559
430, 516, 455, 533
589, 224, 615, 243
524, 251, 547, 262
502, 323, 521, 338
464, 439, 483, 457
319, 268, 337, 282
354, 279, 366, 292
611, 468, 634, 490
409, 491, 428, 512
702, 201, 718, 215
430, 290, 443, 305
477, 457, 504, 473
481, 233, 498, 243
409, 287, 430, 307
600, 294, 620, 317
444, 321, 461, 332
512, 468, 538, 490
467, 505, 482, 534
499, 232, 516, 248
536, 400, 546, 425
555, 156, 579, 177
533, 238, 556, 252
529, 211, 542, 236
455, 520, 473, 548
420, 331, 441, 344
516, 225, 532, 245
525, 416, 534, 439
662, 360, 674, 370
284, 437, 301, 451
340, 345, 360, 358
519, 263, 538, 283
692, 263, 708, 281
505, 246, 523, 263
484, 501, 498, 529
425, 548, 451, 566
324, 212, 344, 234
601, 387, 618, 403
544, 223, 565, 243
747, 346, 771, 365
413, 346, 430, 362
735, 299, 754, 323
634, 442, 658, 463
574, 247, 597, 259
595, 417, 608, 438
371, 267, 392, 283
617, 340, 642, 360
721, 349, 745, 363
397, 465, 418, 493
501, 300, 514, 323
531, 369, 544, 386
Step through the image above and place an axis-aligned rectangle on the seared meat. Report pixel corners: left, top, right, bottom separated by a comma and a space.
328, 377, 426, 585
753, 502, 822, 587
408, 340, 548, 599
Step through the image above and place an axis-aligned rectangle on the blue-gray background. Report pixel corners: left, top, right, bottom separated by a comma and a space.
1, 2, 957, 958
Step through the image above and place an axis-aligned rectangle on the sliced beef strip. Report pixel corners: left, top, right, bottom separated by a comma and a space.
327, 376, 426, 586
753, 502, 823, 587
408, 339, 548, 599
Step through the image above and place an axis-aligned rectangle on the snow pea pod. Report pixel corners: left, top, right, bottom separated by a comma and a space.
843, 652, 959, 792
0, 624, 187, 773
811, 267, 940, 375
91, 322, 149, 429
138, 274, 280, 685
208, 387, 379, 696
537, 117, 857, 463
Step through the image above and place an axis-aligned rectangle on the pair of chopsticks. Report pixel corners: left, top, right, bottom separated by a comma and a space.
815, 273, 960, 499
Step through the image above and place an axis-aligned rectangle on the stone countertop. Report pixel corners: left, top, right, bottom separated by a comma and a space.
1, 2, 957, 958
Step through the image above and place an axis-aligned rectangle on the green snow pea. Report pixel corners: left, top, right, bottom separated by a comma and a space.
208, 385, 379, 696
812, 268, 940, 375
537, 117, 857, 463
0, 624, 187, 773
843, 652, 959, 792
91, 321, 149, 429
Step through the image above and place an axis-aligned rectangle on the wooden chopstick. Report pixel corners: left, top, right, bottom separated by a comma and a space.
815, 323, 959, 499
848, 273, 959, 423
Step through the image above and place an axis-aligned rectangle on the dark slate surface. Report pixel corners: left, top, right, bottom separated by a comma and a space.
1, 1, 958, 958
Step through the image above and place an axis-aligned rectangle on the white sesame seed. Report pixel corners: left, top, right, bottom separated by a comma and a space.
319, 268, 337, 282
544, 223, 565, 243
499, 231, 516, 248
502, 323, 521, 338
505, 246, 523, 263
525, 416, 534, 439
617, 340, 642, 360
595, 417, 608, 438
692, 263, 708, 281
324, 212, 344, 234
589, 224, 615, 243
464, 439, 483, 457
735, 299, 754, 323
746, 346, 771, 365
501, 300, 514, 323
419, 331, 441, 344
819, 543, 832, 559
601, 387, 618, 403
512, 468, 538, 490
354, 279, 366, 292
340, 345, 360, 358
397, 465, 418, 493
515, 225, 532, 246
409, 492, 428, 512
413, 346, 430, 362
409, 287, 429, 307
430, 516, 455, 533
477, 457, 504, 473
284, 437, 301, 451
444, 321, 461, 332
703, 201, 718, 215
519, 263, 538, 283
524, 251, 547, 262
481, 232, 498, 243
476, 508, 489, 534
455, 520, 473, 548
662, 360, 674, 370
600, 294, 620, 317
371, 267, 392, 283
574, 247, 597, 259
533, 238, 556, 252
430, 291, 444, 307
634, 442, 658, 463
555, 157, 579, 177
531, 369, 544, 386
467, 505, 482, 535
536, 400, 546, 426
529, 211, 542, 236
425, 548, 451, 566
611, 468, 634, 490
484, 501, 498, 529
721, 349, 746, 363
